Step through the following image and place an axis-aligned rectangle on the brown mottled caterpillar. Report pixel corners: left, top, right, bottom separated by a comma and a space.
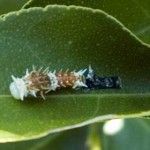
9, 66, 87, 100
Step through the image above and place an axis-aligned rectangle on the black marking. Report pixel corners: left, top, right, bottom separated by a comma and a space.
84, 65, 122, 90
85, 75, 122, 89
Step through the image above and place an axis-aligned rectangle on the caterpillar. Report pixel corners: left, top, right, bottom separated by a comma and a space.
9, 65, 122, 100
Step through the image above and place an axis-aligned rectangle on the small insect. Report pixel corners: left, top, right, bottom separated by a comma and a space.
9, 65, 122, 100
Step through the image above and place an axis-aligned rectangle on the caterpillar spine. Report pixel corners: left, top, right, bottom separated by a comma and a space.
9, 67, 87, 100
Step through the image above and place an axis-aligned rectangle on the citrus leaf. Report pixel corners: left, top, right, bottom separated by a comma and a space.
0, 5, 149, 142
23, 0, 150, 44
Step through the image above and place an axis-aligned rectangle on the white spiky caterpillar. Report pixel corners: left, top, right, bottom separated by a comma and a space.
9, 66, 87, 100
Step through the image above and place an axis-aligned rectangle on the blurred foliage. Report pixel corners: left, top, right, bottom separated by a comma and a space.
0, 0, 28, 15
102, 119, 150, 150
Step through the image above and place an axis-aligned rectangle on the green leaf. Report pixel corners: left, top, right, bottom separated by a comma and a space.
0, 0, 28, 16
0, 5, 150, 142
23, 0, 150, 44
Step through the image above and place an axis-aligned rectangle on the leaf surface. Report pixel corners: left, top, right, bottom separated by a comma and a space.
0, 5, 149, 141
23, 0, 150, 44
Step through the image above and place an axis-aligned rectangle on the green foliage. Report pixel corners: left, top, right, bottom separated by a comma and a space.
102, 119, 150, 150
23, 0, 150, 44
0, 0, 150, 149
0, 0, 28, 15
0, 5, 149, 141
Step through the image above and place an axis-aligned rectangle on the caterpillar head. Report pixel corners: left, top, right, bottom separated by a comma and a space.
9, 75, 28, 100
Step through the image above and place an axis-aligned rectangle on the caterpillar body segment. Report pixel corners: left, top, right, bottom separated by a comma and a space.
9, 67, 87, 100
